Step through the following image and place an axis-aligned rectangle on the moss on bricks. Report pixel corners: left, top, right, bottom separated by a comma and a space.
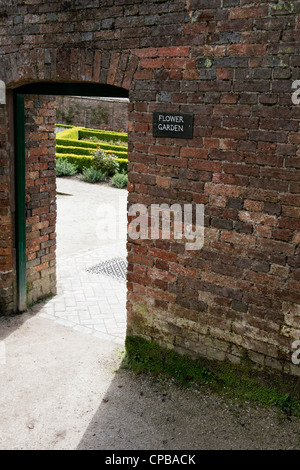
123, 336, 300, 418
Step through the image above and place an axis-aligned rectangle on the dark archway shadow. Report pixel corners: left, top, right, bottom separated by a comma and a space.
0, 298, 53, 342
76, 366, 202, 451
76, 363, 300, 451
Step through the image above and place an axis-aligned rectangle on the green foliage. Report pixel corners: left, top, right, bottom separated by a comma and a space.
55, 154, 128, 174
56, 126, 128, 158
124, 336, 213, 386
78, 127, 127, 144
111, 171, 128, 188
57, 145, 90, 156
271, 393, 295, 416
56, 126, 128, 174
90, 104, 109, 126
116, 158, 128, 173
56, 127, 80, 141
83, 138, 127, 154
92, 147, 119, 175
56, 158, 78, 176
57, 140, 127, 158
56, 124, 74, 129
272, 1, 294, 13
83, 135, 128, 148
57, 138, 98, 150
56, 155, 93, 172
81, 167, 106, 184
56, 103, 79, 124
124, 336, 300, 417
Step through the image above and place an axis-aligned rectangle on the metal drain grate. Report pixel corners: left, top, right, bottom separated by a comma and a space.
86, 257, 127, 282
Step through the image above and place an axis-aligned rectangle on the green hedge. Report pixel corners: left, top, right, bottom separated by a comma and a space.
115, 158, 128, 173
78, 128, 128, 143
56, 125, 128, 174
57, 136, 127, 154
57, 145, 92, 156
56, 154, 93, 172
56, 154, 128, 173
56, 145, 128, 159
56, 123, 74, 128
57, 138, 98, 149
56, 125, 128, 158
56, 127, 80, 140
56, 126, 127, 146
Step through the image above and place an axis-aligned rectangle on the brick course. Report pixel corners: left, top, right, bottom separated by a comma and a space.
0, 0, 299, 376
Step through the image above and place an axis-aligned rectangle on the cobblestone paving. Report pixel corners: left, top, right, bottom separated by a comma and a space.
29, 178, 128, 346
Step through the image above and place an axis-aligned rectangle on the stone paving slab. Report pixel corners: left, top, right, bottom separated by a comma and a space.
29, 178, 128, 346
32, 243, 127, 345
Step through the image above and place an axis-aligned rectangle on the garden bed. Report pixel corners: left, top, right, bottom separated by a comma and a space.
56, 124, 128, 173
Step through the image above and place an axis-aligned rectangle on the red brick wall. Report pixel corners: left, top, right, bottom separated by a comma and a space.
124, 3, 300, 375
0, 0, 299, 375
24, 95, 57, 305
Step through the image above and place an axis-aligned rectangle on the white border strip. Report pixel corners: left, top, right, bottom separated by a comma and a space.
0, 80, 5, 105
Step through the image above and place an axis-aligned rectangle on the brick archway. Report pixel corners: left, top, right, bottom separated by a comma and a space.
3, 47, 138, 92
0, 47, 137, 313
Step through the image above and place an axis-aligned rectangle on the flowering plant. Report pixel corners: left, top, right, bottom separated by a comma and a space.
91, 146, 119, 175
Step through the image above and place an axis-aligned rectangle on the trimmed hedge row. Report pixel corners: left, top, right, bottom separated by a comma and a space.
56, 125, 128, 171
56, 154, 128, 173
57, 136, 128, 153
57, 126, 80, 141
57, 144, 127, 159
57, 138, 97, 149
56, 123, 74, 129
56, 126, 128, 149
79, 128, 128, 144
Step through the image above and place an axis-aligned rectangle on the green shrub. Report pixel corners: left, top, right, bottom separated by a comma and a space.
56, 103, 79, 125
56, 141, 127, 159
56, 126, 128, 174
90, 104, 109, 126
56, 154, 93, 172
81, 167, 106, 184
57, 139, 127, 155
56, 126, 128, 160
56, 154, 128, 174
92, 147, 119, 175
82, 135, 128, 150
116, 158, 128, 173
111, 171, 128, 189
56, 158, 78, 176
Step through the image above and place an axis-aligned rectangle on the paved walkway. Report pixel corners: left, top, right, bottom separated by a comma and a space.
29, 177, 128, 345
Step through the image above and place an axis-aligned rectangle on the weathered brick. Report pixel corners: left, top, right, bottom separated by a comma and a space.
229, 6, 268, 20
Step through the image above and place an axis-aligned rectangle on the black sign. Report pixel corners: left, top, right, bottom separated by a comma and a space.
153, 112, 193, 139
